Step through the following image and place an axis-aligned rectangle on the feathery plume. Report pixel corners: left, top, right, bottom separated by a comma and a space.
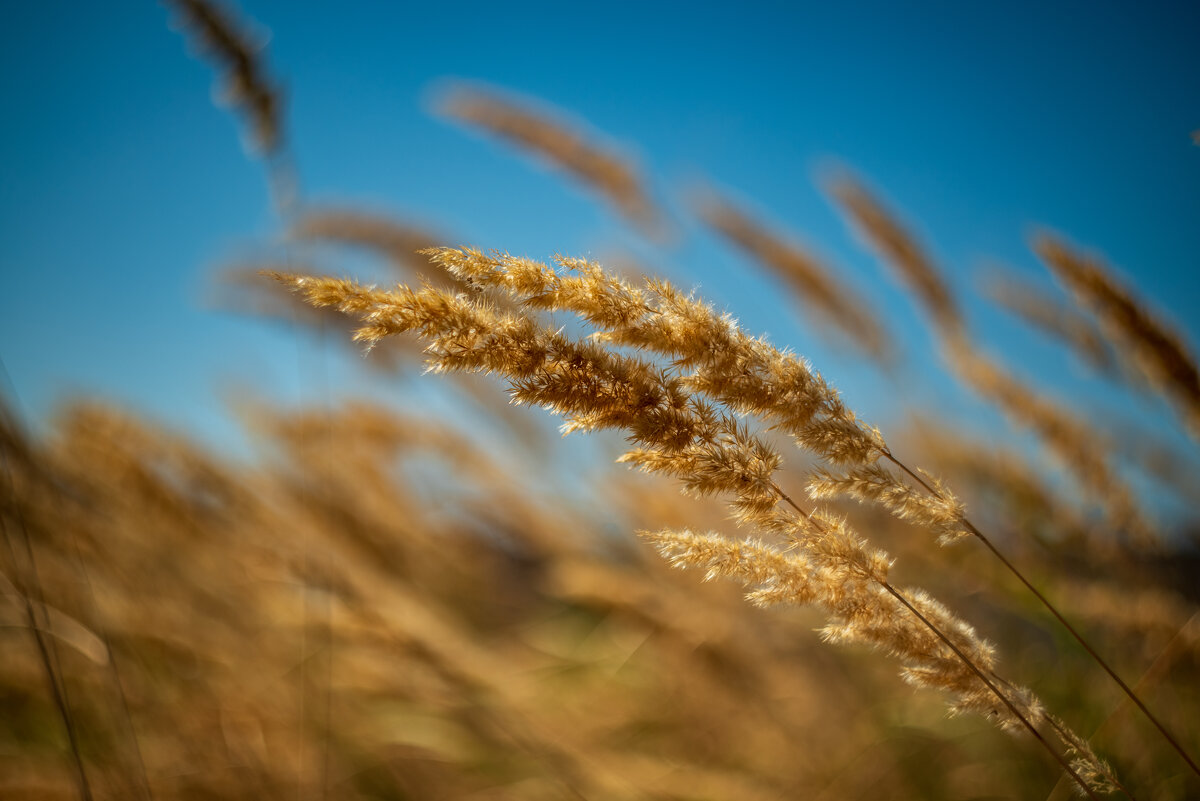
642, 526, 1118, 797
828, 174, 963, 336
434, 85, 663, 233
420, 247, 888, 467
290, 208, 443, 277
166, 0, 283, 154
696, 189, 892, 362
808, 463, 970, 545
1035, 234, 1200, 440
983, 270, 1116, 374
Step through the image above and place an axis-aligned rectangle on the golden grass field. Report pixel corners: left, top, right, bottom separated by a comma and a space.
2, 2, 1198, 799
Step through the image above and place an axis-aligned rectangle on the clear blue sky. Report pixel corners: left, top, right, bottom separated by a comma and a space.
2, 0, 1198, 461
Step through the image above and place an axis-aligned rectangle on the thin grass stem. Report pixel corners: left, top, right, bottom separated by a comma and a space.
882, 449, 1200, 780
770, 481, 1106, 800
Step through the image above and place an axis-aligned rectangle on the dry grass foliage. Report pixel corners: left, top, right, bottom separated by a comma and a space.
3, 2, 1199, 800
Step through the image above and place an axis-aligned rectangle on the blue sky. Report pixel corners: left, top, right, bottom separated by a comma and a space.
2, 0, 1198, 468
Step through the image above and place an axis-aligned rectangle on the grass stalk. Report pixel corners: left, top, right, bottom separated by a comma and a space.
882, 449, 1200, 780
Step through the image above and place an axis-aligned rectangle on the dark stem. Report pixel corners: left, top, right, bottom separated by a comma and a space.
66, 535, 154, 801
768, 482, 1105, 800
882, 583, 1103, 801
882, 449, 1200, 780
0, 514, 93, 801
